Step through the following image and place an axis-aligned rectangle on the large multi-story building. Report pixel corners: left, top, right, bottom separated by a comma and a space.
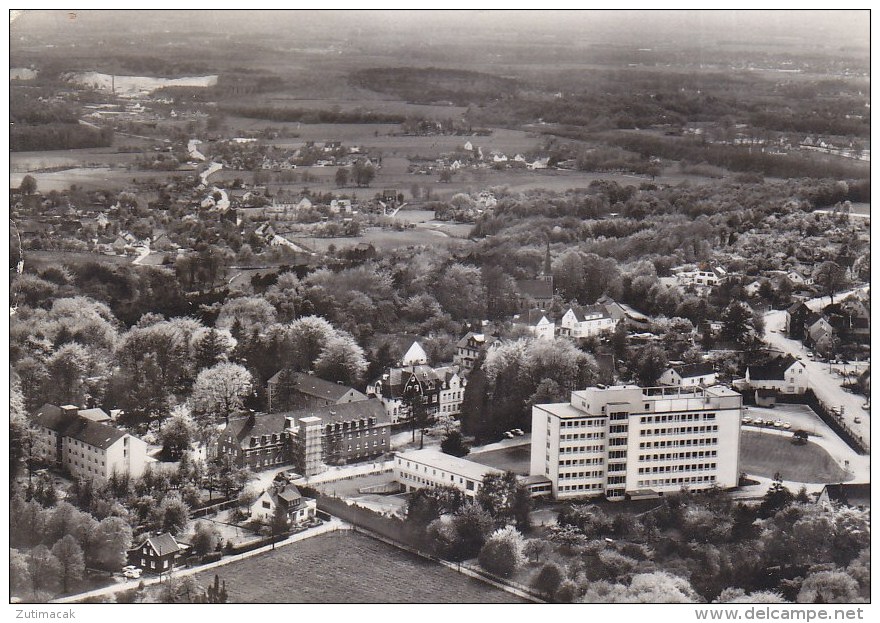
33, 404, 149, 481
266, 369, 368, 413
288, 399, 391, 476
217, 412, 290, 470
530, 385, 742, 501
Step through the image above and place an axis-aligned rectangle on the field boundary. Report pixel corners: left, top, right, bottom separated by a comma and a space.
348, 525, 544, 603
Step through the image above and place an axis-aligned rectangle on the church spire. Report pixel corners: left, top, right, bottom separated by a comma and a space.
543, 240, 552, 276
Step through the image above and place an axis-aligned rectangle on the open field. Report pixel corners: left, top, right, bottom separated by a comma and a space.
468, 444, 531, 475
258, 97, 469, 119
183, 531, 525, 603
23, 250, 136, 270
739, 430, 850, 483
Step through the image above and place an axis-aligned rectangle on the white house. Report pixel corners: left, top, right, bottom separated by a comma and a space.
658, 362, 717, 388
436, 367, 467, 419
250, 483, 317, 525
741, 355, 808, 395
401, 341, 429, 366
513, 309, 556, 340
558, 303, 617, 338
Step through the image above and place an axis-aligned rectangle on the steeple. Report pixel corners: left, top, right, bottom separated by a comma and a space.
543, 240, 552, 276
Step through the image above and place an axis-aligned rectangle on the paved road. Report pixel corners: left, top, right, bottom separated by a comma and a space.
50, 518, 347, 604
762, 286, 870, 448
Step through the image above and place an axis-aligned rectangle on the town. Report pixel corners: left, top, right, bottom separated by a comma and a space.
8, 9, 870, 608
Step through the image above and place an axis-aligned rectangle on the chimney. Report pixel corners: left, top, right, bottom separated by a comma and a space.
61, 405, 79, 417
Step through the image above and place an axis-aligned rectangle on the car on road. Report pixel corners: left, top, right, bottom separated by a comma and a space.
862, 403, 870, 411
831, 407, 841, 415
773, 420, 783, 427
122, 566, 142, 579
854, 417, 862, 424
742, 416, 752, 424
503, 431, 515, 439
512, 428, 525, 436
753, 418, 765, 426
782, 422, 791, 430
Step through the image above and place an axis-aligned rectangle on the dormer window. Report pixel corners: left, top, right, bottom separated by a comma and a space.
251, 436, 257, 447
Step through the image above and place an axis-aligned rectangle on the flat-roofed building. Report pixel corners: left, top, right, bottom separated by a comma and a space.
531, 384, 742, 501
394, 448, 503, 500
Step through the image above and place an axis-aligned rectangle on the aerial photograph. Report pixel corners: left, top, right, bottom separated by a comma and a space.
6, 9, 871, 610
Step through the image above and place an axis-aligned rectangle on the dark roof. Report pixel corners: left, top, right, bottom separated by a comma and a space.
268, 371, 366, 403
33, 404, 67, 430
515, 278, 553, 300
787, 301, 810, 314
34, 405, 127, 450
270, 484, 303, 506
375, 365, 442, 397
456, 331, 499, 349
671, 362, 715, 379
567, 303, 610, 322
62, 418, 127, 450
748, 355, 801, 381
224, 413, 288, 444
821, 483, 870, 507
283, 399, 390, 426
512, 309, 551, 326
135, 533, 181, 557
804, 312, 827, 327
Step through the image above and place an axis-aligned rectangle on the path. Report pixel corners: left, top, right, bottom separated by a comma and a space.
50, 518, 347, 604
763, 286, 870, 447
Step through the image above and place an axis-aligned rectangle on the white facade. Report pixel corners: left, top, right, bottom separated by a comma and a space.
559, 307, 617, 338
658, 367, 717, 388
528, 314, 556, 341
401, 341, 429, 366
530, 385, 742, 501
394, 448, 503, 499
438, 372, 466, 418
744, 360, 808, 394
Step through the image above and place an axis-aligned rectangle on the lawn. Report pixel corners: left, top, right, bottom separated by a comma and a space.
739, 430, 850, 483
468, 444, 532, 476
182, 531, 525, 603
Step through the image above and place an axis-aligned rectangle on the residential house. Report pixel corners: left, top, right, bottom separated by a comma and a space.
369, 364, 443, 424
266, 370, 368, 413
785, 302, 811, 340
33, 404, 148, 481
743, 280, 764, 298
672, 265, 728, 289
287, 399, 391, 476
250, 483, 317, 524
129, 533, 186, 574
330, 199, 353, 214
596, 295, 651, 331
401, 341, 429, 366
558, 303, 618, 339
528, 157, 550, 170
513, 309, 556, 340
435, 366, 467, 420
454, 332, 501, 373
805, 313, 834, 345
741, 354, 809, 395
217, 412, 290, 470
658, 362, 717, 388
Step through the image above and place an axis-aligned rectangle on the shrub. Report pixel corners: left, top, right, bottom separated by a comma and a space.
532, 561, 566, 596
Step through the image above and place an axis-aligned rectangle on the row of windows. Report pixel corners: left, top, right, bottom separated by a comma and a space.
140, 557, 171, 570
637, 475, 717, 487
398, 470, 476, 491
440, 403, 462, 413
68, 457, 105, 468
558, 444, 605, 454
637, 462, 717, 475
609, 425, 628, 434
559, 470, 604, 480
639, 413, 716, 424
639, 425, 719, 437
558, 483, 603, 492
559, 419, 605, 428
560, 457, 604, 467
639, 438, 718, 449
609, 450, 627, 459
560, 432, 606, 441
638, 450, 718, 462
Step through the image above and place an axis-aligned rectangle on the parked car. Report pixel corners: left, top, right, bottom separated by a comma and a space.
512, 428, 525, 436
773, 420, 783, 427
782, 422, 792, 430
753, 418, 765, 426
861, 403, 870, 411
123, 567, 142, 579
742, 416, 753, 424
503, 431, 515, 439
854, 417, 862, 424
